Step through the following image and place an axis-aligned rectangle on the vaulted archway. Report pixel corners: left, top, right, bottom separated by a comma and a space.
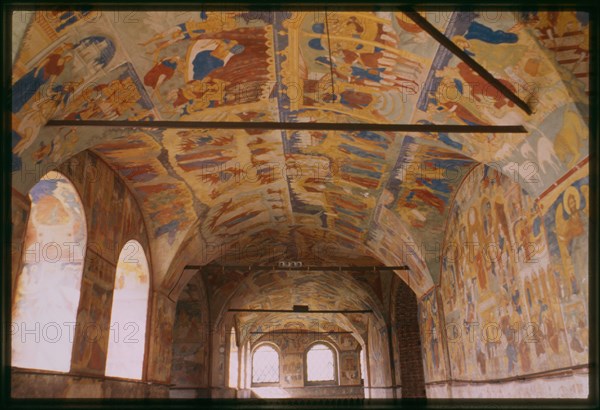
9, 7, 590, 401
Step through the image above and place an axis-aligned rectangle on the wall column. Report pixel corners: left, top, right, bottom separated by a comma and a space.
146, 291, 175, 384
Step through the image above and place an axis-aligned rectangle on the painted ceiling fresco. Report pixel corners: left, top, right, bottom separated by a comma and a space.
204, 266, 385, 319
12, 10, 589, 296
164, 265, 393, 354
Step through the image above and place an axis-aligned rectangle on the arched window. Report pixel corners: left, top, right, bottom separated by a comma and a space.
11, 172, 87, 372
252, 344, 279, 384
105, 240, 150, 379
305, 343, 337, 385
228, 327, 239, 388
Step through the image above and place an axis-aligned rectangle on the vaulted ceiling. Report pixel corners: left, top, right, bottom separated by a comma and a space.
180, 266, 395, 345
12, 10, 589, 297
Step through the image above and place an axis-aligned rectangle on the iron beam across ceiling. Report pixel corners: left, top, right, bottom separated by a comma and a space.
228, 308, 373, 313
404, 10, 533, 115
46, 120, 527, 134
187, 265, 410, 271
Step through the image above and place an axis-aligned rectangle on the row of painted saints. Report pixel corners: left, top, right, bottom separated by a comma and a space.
424, 166, 589, 381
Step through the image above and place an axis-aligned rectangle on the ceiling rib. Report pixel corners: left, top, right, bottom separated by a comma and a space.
46, 120, 527, 133
404, 10, 533, 115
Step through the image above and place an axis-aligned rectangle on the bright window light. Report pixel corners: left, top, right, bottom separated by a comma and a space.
229, 328, 239, 388
252, 345, 279, 384
306, 343, 335, 382
12, 172, 87, 372
105, 240, 149, 379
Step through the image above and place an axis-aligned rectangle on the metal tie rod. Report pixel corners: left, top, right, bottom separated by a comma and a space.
188, 265, 410, 271
46, 119, 527, 134
228, 308, 373, 314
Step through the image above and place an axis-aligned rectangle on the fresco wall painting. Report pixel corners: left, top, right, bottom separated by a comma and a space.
418, 289, 447, 383
419, 162, 589, 383
147, 292, 176, 383
171, 274, 210, 388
